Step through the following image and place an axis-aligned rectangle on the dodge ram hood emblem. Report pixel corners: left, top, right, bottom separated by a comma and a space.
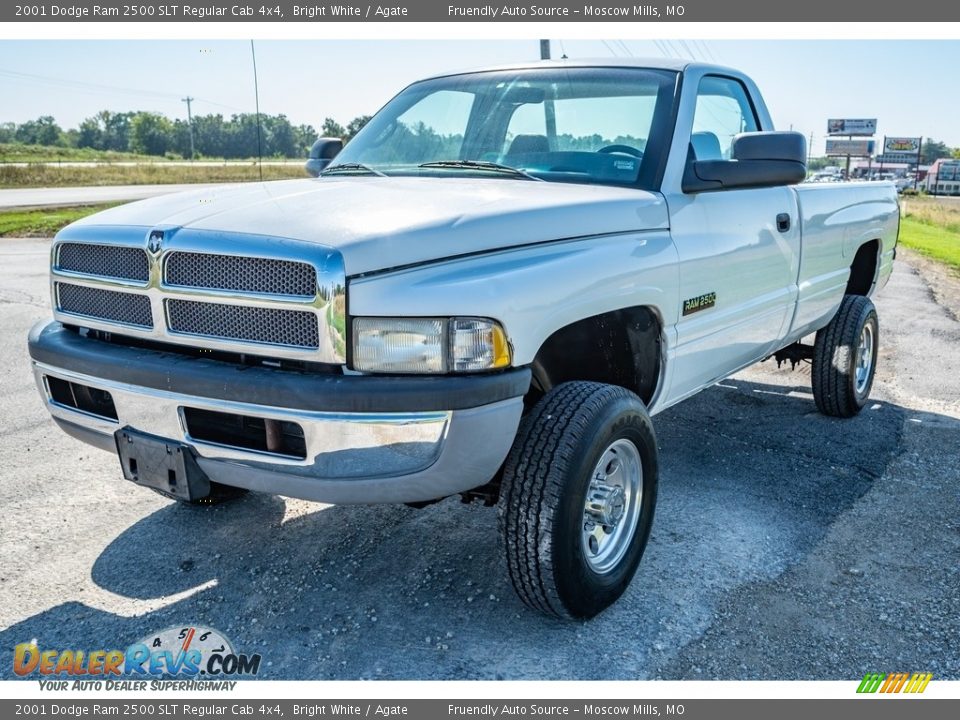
147, 231, 163, 254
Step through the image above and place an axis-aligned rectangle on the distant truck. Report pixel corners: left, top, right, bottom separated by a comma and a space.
29, 59, 898, 619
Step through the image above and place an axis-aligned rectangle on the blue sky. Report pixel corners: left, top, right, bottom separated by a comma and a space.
1, 39, 957, 154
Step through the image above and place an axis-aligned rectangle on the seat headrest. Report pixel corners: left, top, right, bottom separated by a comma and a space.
507, 134, 549, 155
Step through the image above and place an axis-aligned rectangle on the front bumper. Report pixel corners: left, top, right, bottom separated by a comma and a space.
28, 321, 530, 504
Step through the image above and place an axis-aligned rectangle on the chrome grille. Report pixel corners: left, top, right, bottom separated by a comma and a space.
166, 299, 319, 349
50, 227, 346, 363
57, 283, 154, 328
165, 252, 316, 297
58, 243, 149, 282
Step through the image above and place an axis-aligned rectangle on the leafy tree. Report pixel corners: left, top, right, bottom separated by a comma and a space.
921, 139, 951, 165
345, 115, 372, 142
0, 122, 15, 143
15, 116, 64, 146
294, 124, 318, 156
192, 114, 227, 157
77, 117, 103, 149
265, 114, 297, 157
321, 117, 345, 138
130, 112, 173, 155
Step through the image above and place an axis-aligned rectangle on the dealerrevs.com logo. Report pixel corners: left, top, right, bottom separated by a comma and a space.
14, 626, 261, 688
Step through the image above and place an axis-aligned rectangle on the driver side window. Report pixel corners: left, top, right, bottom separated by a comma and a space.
691, 76, 759, 161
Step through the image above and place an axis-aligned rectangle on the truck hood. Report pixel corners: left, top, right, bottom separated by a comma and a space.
72, 177, 669, 275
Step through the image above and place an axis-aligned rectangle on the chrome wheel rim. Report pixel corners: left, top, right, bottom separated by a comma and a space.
581, 438, 643, 575
855, 323, 875, 395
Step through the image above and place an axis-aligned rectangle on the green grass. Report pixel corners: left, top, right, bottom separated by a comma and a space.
0, 163, 306, 188
0, 143, 158, 163
898, 217, 960, 274
0, 203, 119, 237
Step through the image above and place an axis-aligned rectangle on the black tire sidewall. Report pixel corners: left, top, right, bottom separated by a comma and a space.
552, 397, 658, 618
851, 308, 879, 407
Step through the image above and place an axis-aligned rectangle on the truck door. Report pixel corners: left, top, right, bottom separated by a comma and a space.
663, 74, 800, 403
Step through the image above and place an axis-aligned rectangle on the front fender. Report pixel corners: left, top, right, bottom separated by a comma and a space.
348, 230, 679, 366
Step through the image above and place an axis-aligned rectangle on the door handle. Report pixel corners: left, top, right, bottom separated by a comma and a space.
776, 213, 791, 233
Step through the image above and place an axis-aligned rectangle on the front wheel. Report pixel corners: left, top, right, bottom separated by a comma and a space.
498, 382, 658, 619
812, 294, 879, 418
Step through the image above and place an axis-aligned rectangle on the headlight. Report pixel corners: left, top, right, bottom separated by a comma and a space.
352, 317, 511, 374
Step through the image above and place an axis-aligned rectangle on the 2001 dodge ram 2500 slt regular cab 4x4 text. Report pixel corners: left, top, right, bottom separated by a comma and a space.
28, 59, 898, 619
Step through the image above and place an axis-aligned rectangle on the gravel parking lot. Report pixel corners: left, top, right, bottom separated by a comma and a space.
1, 237, 958, 680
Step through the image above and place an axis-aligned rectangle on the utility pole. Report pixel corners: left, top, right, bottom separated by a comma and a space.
539, 40, 558, 151
808, 132, 814, 164
181, 96, 196, 160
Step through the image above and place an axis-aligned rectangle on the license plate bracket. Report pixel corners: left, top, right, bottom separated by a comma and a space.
115, 428, 211, 502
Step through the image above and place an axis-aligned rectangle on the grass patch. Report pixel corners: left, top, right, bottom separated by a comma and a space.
0, 143, 160, 163
898, 217, 960, 274
0, 163, 306, 188
0, 203, 119, 237
900, 195, 960, 234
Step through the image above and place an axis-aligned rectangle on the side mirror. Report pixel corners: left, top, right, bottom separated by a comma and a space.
682, 131, 807, 193
304, 137, 344, 177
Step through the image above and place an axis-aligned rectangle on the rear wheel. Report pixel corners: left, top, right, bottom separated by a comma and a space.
498, 381, 658, 619
812, 294, 879, 418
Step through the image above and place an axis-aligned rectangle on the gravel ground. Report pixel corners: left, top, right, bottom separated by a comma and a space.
0, 238, 957, 680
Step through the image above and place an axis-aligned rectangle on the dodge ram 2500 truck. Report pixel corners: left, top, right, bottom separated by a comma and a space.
28, 59, 898, 619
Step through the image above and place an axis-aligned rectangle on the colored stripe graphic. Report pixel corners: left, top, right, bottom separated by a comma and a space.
857, 673, 886, 693
905, 673, 933, 693
857, 672, 932, 694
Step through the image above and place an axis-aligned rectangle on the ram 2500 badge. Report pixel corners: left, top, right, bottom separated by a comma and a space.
28, 59, 898, 619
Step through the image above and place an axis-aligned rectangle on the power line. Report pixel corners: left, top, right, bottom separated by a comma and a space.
696, 40, 718, 63
663, 40, 684, 58
600, 40, 621, 57
652, 40, 673, 58
0, 67, 245, 113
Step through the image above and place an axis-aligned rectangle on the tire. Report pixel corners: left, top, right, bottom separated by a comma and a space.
812, 294, 879, 418
149, 483, 248, 506
498, 381, 658, 619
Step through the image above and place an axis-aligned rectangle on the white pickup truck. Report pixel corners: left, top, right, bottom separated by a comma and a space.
28, 59, 898, 619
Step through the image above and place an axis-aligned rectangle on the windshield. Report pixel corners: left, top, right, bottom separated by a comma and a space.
331, 67, 678, 189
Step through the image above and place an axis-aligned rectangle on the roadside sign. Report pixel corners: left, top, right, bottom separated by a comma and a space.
825, 139, 875, 156
884, 137, 921, 153
827, 118, 877, 136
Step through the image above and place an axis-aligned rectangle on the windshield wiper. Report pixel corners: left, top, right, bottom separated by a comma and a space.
321, 162, 386, 177
418, 160, 542, 181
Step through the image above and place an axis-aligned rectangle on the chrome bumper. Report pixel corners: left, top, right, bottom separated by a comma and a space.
29, 324, 527, 504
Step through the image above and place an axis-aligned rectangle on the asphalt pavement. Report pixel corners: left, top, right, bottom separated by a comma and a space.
0, 184, 228, 209
0, 238, 957, 680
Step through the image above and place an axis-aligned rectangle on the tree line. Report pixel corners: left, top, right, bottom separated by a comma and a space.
0, 112, 372, 159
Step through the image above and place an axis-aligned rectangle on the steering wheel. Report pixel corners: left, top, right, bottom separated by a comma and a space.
598, 144, 643, 158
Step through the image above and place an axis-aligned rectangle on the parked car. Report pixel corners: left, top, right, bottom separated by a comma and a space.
28, 59, 898, 619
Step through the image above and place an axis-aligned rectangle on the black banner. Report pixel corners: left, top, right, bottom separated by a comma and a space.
2, 699, 959, 719
4, 0, 959, 23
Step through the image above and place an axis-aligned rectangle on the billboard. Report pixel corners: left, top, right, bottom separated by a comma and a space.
884, 137, 922, 154
827, 118, 877, 136
825, 139, 875, 156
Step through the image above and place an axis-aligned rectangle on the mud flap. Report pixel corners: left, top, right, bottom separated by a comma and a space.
115, 428, 211, 501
